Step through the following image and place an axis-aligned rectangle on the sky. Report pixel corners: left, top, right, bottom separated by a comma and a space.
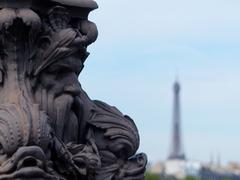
79, 0, 240, 165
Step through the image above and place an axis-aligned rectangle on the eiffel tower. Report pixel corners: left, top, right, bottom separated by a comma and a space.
168, 80, 186, 160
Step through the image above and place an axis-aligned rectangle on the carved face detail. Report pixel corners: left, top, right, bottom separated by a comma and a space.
34, 52, 84, 144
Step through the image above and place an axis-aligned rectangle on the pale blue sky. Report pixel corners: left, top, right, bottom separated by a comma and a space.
80, 0, 240, 164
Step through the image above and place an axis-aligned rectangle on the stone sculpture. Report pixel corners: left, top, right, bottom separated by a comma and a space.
0, 0, 147, 179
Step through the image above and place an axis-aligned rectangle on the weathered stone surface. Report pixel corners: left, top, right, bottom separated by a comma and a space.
0, 1, 147, 179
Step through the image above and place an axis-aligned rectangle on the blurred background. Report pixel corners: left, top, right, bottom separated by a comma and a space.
80, 0, 240, 179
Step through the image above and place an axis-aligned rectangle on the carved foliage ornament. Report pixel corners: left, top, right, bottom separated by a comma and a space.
0, 0, 147, 179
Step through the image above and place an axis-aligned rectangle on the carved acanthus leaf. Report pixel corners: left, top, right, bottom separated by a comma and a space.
89, 100, 140, 158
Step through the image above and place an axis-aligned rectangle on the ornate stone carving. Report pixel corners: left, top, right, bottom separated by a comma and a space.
0, 0, 147, 179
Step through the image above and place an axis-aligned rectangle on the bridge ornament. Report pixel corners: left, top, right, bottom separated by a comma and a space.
0, 0, 147, 179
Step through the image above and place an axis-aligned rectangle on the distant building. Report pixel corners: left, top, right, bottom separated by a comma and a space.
149, 162, 165, 175
200, 163, 240, 180
165, 159, 202, 179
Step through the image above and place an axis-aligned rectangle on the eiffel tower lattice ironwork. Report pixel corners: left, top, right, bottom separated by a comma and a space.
168, 80, 186, 160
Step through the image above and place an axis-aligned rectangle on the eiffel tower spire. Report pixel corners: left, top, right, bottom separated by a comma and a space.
168, 80, 186, 160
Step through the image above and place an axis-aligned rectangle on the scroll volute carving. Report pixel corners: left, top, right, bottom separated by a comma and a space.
0, 0, 147, 179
